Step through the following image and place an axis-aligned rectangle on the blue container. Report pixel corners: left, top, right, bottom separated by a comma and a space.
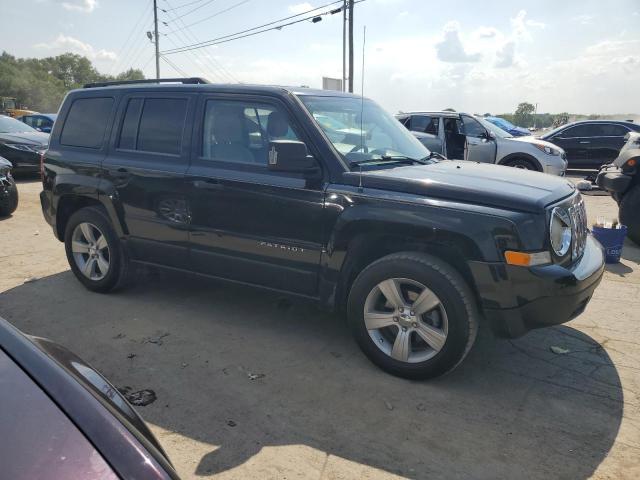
592, 225, 627, 263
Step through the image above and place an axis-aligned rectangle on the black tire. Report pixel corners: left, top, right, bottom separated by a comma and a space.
0, 178, 18, 217
347, 252, 478, 380
620, 185, 640, 246
64, 207, 129, 292
503, 157, 538, 171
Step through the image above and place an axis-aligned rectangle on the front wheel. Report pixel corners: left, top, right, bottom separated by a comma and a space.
619, 185, 640, 245
503, 157, 538, 171
347, 252, 478, 380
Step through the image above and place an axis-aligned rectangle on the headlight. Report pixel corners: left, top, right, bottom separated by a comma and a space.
5, 143, 42, 153
533, 143, 561, 156
550, 207, 572, 257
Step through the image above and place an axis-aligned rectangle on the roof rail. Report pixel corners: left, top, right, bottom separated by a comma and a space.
83, 77, 210, 88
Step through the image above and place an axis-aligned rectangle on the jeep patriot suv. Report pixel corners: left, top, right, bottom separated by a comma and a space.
40, 78, 605, 379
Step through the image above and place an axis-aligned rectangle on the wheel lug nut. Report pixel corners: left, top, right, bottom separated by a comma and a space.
412, 322, 417, 328
410, 311, 415, 316
399, 307, 404, 313
393, 317, 399, 322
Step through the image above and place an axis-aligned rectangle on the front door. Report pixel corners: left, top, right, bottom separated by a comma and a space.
102, 93, 195, 268
548, 124, 591, 167
588, 123, 630, 167
461, 115, 496, 163
185, 96, 325, 296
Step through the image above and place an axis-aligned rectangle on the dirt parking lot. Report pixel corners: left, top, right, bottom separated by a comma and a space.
1, 178, 639, 480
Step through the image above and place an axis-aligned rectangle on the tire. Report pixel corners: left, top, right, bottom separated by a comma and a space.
619, 185, 640, 246
0, 178, 18, 217
347, 252, 479, 380
503, 157, 538, 171
64, 207, 129, 292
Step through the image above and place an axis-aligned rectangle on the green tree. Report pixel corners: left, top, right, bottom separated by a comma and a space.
514, 102, 535, 128
0, 51, 146, 112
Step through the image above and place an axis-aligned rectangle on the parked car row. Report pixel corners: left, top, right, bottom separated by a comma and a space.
398, 111, 637, 171
396, 111, 568, 175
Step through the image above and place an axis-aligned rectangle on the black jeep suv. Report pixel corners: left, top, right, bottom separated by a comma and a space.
40, 78, 605, 379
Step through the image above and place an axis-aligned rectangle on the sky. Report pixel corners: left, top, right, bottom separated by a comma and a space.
2, 0, 639, 115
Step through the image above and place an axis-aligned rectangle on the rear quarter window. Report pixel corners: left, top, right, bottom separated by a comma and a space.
60, 97, 114, 149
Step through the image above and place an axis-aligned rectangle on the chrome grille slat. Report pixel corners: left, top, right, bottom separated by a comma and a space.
568, 196, 587, 260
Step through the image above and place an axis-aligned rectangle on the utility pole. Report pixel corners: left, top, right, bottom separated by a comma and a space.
348, 0, 354, 93
342, 0, 347, 91
153, 0, 160, 79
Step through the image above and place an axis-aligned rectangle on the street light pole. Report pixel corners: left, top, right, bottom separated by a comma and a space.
348, 0, 354, 93
342, 0, 347, 91
153, 0, 160, 79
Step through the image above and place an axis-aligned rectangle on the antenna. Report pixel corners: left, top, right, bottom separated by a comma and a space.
359, 25, 366, 154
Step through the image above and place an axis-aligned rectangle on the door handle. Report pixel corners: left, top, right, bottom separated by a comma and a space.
192, 179, 223, 190
112, 167, 131, 179
579, 141, 591, 144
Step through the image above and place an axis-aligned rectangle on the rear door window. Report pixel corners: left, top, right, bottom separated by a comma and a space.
597, 124, 630, 137
60, 97, 114, 149
117, 97, 187, 155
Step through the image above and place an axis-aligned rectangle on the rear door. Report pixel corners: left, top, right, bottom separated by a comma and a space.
461, 115, 496, 163
102, 93, 195, 268
588, 123, 630, 167
185, 95, 325, 295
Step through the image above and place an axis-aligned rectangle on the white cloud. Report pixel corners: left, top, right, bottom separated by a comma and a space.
435, 21, 481, 63
572, 14, 594, 25
287, 2, 314, 15
495, 41, 516, 68
34, 34, 117, 62
59, 0, 98, 12
474, 26, 499, 39
510, 10, 545, 41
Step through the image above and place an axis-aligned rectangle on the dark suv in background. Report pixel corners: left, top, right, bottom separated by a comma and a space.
41, 78, 604, 379
540, 120, 639, 168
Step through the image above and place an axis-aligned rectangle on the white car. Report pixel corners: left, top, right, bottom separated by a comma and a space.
396, 111, 568, 176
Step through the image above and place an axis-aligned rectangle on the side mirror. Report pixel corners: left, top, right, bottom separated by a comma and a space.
483, 130, 496, 141
267, 140, 319, 175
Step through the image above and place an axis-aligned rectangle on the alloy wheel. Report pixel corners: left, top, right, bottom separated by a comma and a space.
71, 222, 110, 281
363, 278, 448, 363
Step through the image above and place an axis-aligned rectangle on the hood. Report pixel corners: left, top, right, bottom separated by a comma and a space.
0, 131, 49, 146
347, 160, 575, 213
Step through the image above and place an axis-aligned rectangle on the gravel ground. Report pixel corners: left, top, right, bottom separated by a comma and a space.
0, 177, 639, 480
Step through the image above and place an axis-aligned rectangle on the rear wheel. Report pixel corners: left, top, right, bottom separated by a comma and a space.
504, 157, 538, 171
64, 207, 129, 292
620, 185, 640, 245
0, 176, 18, 217
347, 252, 478, 380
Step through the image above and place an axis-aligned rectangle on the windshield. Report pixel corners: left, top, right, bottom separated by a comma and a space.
298, 95, 430, 167
0, 115, 37, 134
489, 117, 515, 130
476, 116, 513, 139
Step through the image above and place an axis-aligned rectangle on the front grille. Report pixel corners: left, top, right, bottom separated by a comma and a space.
568, 195, 587, 260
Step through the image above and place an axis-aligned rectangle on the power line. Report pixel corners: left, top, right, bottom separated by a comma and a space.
164, 0, 252, 33
162, 0, 348, 55
166, 0, 218, 21
161, 0, 239, 82
161, 0, 207, 11
161, 55, 189, 76
110, 1, 152, 74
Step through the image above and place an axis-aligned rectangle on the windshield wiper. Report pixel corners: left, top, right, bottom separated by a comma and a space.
349, 155, 429, 167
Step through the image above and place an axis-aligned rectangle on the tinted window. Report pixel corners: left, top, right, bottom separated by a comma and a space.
410, 115, 439, 135
60, 97, 113, 148
462, 116, 486, 137
118, 98, 143, 150
137, 98, 187, 155
597, 124, 629, 136
558, 124, 591, 137
202, 100, 301, 165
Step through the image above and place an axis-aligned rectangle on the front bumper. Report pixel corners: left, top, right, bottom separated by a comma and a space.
469, 235, 605, 338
